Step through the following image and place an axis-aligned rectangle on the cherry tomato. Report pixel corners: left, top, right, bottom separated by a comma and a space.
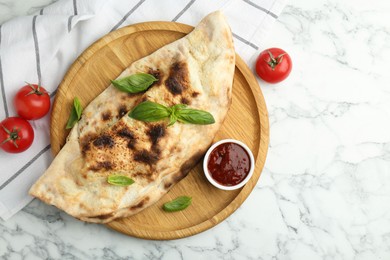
14, 83, 50, 120
0, 117, 34, 153
255, 48, 292, 84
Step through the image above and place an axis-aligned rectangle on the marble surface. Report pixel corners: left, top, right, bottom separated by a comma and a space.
1, 0, 390, 259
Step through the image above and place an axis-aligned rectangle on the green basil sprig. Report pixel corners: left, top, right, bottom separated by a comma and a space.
163, 196, 192, 212
128, 101, 215, 126
66, 97, 83, 129
107, 175, 135, 186
111, 73, 157, 93
175, 107, 215, 125
129, 101, 171, 122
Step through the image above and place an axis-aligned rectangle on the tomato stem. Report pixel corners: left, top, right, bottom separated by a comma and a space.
1, 124, 20, 148
1, 124, 10, 134
266, 51, 287, 71
25, 82, 47, 96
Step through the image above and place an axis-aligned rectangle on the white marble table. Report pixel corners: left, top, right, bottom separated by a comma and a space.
1, 0, 390, 259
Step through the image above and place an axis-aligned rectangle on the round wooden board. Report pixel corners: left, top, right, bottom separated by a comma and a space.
51, 21, 269, 240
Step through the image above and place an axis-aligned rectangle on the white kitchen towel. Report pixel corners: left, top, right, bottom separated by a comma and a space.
0, 0, 286, 220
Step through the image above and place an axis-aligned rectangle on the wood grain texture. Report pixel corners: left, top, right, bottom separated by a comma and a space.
50, 22, 269, 240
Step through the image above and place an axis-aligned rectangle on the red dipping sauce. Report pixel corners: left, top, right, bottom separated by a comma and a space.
207, 142, 251, 186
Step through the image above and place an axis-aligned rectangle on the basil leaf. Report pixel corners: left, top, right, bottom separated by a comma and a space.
65, 109, 78, 129
175, 108, 215, 125
66, 97, 83, 129
163, 196, 192, 212
168, 113, 177, 126
111, 73, 157, 93
107, 175, 135, 186
74, 97, 82, 118
129, 101, 215, 126
128, 101, 170, 122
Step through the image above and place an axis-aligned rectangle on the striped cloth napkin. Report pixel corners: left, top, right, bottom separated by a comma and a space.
0, 0, 286, 220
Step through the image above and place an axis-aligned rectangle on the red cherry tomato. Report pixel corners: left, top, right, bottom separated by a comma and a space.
255, 48, 292, 84
0, 117, 34, 153
14, 83, 50, 120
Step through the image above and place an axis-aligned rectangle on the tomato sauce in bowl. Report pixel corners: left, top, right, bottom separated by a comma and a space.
203, 139, 255, 190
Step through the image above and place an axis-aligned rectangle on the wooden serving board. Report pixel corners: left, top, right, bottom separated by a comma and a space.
51, 22, 269, 240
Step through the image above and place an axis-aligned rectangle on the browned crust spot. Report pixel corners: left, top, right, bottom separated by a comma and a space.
169, 146, 182, 154
181, 97, 190, 105
127, 92, 143, 97
80, 132, 98, 155
93, 135, 114, 148
164, 181, 173, 190
164, 151, 205, 190
165, 62, 190, 95
132, 171, 152, 178
191, 92, 200, 98
130, 196, 150, 210
117, 105, 128, 118
88, 161, 113, 171
101, 111, 112, 121
116, 127, 136, 149
117, 128, 134, 139
147, 124, 165, 146
89, 212, 114, 220
81, 142, 91, 156
133, 149, 159, 165
133, 171, 155, 182
179, 151, 205, 176
148, 68, 163, 86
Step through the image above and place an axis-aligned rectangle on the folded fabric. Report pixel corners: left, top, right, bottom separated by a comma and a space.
0, 0, 286, 220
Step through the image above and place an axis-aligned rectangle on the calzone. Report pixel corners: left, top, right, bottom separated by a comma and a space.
29, 11, 235, 223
